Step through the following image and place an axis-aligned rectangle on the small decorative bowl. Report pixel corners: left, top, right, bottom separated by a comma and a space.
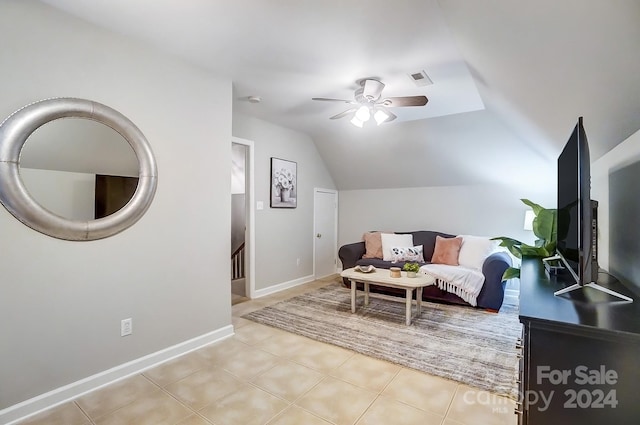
355, 265, 375, 273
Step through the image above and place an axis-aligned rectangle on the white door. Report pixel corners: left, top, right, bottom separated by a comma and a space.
314, 188, 338, 279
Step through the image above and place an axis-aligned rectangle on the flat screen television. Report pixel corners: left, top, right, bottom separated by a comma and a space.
553, 117, 631, 301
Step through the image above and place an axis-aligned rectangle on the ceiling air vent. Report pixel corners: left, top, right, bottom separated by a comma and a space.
408, 70, 433, 87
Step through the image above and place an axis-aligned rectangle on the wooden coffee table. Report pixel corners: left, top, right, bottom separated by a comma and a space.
340, 267, 435, 325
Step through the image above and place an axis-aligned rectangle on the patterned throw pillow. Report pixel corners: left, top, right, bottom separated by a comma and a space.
381, 233, 414, 261
390, 245, 425, 263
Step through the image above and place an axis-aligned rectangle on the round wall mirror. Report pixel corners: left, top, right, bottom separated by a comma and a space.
0, 98, 158, 241
20, 118, 139, 221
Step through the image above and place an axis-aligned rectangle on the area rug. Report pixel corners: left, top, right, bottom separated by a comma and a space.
244, 283, 521, 398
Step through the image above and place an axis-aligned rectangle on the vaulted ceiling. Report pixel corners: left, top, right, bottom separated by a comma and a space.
41, 0, 640, 191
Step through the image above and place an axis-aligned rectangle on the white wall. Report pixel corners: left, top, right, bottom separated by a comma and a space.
21, 118, 139, 177
338, 184, 555, 249
592, 128, 640, 270
0, 1, 232, 417
20, 168, 96, 220
232, 115, 336, 291
231, 143, 246, 195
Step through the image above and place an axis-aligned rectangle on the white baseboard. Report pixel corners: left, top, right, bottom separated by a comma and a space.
1, 326, 234, 425
253, 274, 315, 298
504, 288, 520, 305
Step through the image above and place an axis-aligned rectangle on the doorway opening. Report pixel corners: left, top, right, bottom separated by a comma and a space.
231, 138, 255, 305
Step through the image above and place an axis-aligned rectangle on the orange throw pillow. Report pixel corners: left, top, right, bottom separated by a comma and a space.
362, 232, 385, 259
431, 236, 463, 266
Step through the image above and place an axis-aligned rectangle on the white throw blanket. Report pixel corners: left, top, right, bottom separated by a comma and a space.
419, 264, 485, 306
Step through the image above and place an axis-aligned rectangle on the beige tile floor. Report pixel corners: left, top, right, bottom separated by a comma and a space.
17, 276, 516, 425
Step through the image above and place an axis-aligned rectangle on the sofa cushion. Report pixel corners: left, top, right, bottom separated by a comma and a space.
390, 245, 425, 262
458, 235, 498, 270
431, 236, 463, 265
362, 231, 385, 259
381, 233, 413, 261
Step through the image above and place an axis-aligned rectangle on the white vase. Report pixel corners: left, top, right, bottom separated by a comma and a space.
280, 188, 290, 202
406, 271, 417, 278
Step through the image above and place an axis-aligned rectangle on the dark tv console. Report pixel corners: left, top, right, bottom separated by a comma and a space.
517, 257, 640, 424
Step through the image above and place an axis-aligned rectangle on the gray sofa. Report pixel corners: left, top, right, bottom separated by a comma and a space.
338, 230, 512, 311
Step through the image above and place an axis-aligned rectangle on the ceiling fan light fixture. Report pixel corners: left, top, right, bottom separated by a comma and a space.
313, 78, 426, 126
374, 109, 390, 125
350, 116, 364, 128
362, 79, 385, 101
355, 105, 370, 122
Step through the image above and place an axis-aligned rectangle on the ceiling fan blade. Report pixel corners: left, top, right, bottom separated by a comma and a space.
362, 79, 385, 101
329, 108, 357, 120
382, 96, 428, 107
312, 97, 356, 104
385, 110, 397, 122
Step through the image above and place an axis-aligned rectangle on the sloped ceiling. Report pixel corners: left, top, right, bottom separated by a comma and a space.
40, 0, 640, 191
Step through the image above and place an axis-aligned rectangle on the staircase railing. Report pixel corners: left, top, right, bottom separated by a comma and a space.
231, 242, 245, 280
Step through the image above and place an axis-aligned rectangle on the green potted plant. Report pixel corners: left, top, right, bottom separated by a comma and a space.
402, 262, 421, 278
492, 199, 557, 280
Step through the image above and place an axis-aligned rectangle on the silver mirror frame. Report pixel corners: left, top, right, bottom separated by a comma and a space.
0, 98, 157, 241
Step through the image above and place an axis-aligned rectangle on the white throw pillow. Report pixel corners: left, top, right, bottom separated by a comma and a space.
457, 235, 498, 270
381, 233, 414, 261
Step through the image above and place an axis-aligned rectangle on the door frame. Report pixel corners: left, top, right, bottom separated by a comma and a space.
313, 188, 339, 278
232, 137, 256, 299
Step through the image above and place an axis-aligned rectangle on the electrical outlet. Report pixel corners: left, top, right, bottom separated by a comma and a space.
121, 318, 132, 337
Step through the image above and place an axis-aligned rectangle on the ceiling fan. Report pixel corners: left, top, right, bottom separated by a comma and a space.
312, 78, 428, 127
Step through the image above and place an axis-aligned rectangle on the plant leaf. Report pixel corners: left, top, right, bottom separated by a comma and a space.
502, 267, 520, 280
491, 236, 523, 246
533, 208, 557, 243
491, 237, 523, 258
521, 198, 544, 215
543, 241, 557, 256
520, 244, 549, 257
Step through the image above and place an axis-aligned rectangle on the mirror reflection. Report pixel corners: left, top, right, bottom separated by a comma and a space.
19, 118, 139, 221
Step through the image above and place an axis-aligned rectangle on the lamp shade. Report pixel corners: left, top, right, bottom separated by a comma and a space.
523, 210, 535, 231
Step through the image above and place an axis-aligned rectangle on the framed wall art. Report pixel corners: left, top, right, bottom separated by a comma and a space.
270, 157, 297, 208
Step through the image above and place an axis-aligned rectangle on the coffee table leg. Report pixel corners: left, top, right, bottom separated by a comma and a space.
416, 287, 423, 316
350, 279, 356, 313
364, 282, 370, 306
405, 288, 412, 325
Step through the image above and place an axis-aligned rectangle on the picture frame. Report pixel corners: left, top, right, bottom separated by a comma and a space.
270, 157, 297, 208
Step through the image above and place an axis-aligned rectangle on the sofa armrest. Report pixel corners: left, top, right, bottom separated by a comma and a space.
338, 242, 366, 287
477, 251, 512, 311
338, 241, 366, 270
